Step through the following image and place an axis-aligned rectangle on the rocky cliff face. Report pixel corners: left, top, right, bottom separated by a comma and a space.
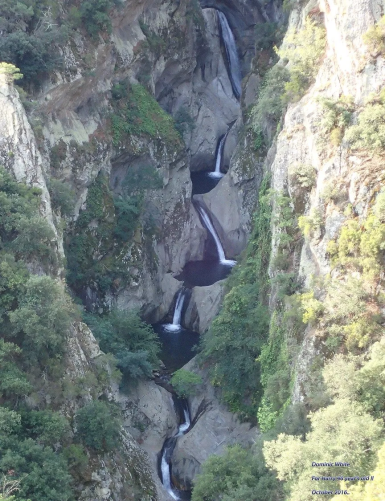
30, 0, 270, 321
268, 0, 385, 402
171, 358, 257, 491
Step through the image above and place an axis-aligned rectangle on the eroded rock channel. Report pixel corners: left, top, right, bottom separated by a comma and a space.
154, 8, 244, 499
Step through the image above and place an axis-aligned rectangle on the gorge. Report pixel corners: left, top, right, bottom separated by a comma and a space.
1, 0, 385, 499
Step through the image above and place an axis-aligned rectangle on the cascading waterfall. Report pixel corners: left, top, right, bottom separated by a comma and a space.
158, 7, 242, 499
176, 402, 191, 436
160, 401, 191, 500
217, 11, 242, 99
195, 203, 236, 266
208, 131, 228, 179
163, 288, 186, 333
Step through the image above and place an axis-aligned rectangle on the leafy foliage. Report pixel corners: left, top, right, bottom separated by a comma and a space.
318, 95, 354, 146
0, 63, 23, 82
66, 167, 161, 297
78, 0, 115, 37
110, 81, 181, 146
84, 309, 160, 382
0, 340, 31, 399
0, 167, 55, 265
171, 370, 202, 398
192, 444, 282, 501
47, 178, 76, 217
362, 15, 385, 57
276, 18, 326, 102
75, 400, 122, 452
173, 106, 195, 137
0, 0, 67, 86
251, 65, 290, 139
288, 163, 316, 190
345, 88, 385, 152
263, 344, 385, 500
0, 408, 73, 501
199, 176, 272, 418
298, 207, 322, 238
9, 275, 77, 366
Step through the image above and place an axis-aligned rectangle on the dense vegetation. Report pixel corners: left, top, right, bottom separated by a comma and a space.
84, 309, 160, 385
0, 167, 78, 500
198, 176, 272, 418
65, 166, 162, 300
110, 81, 182, 147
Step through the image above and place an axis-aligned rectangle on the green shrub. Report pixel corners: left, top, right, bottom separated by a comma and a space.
62, 444, 88, 472
298, 291, 324, 324
139, 20, 166, 57
363, 15, 385, 56
0, 62, 23, 82
171, 369, 202, 397
251, 65, 290, 135
276, 18, 326, 102
0, 167, 56, 265
0, 339, 31, 399
318, 95, 354, 146
79, 0, 115, 38
321, 181, 342, 203
264, 399, 383, 497
288, 163, 316, 190
84, 309, 160, 382
345, 88, 385, 152
0, 408, 73, 501
0, 1, 67, 86
374, 189, 385, 222
75, 400, 122, 452
192, 445, 282, 501
20, 410, 70, 446
174, 106, 195, 137
47, 178, 76, 217
9, 275, 77, 365
110, 82, 181, 146
298, 207, 322, 238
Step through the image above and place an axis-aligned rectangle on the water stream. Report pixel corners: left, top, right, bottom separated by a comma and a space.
195, 202, 236, 266
208, 131, 228, 179
160, 400, 192, 500
163, 288, 187, 333
217, 10, 242, 99
158, 9, 241, 499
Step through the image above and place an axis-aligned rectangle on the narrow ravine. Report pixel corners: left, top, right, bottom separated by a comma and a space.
156, 8, 243, 499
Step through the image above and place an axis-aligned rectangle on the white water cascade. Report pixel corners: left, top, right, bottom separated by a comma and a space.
161, 446, 179, 501
163, 288, 186, 333
208, 131, 228, 179
218, 11, 242, 99
195, 203, 236, 266
177, 406, 191, 436
160, 401, 191, 500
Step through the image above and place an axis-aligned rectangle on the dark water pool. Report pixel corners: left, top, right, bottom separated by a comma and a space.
176, 259, 233, 287
191, 170, 223, 195
153, 323, 200, 372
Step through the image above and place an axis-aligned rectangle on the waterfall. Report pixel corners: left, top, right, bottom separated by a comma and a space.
161, 438, 179, 500
163, 289, 186, 333
195, 203, 236, 266
208, 131, 228, 179
177, 402, 191, 436
218, 11, 242, 99
160, 401, 191, 500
